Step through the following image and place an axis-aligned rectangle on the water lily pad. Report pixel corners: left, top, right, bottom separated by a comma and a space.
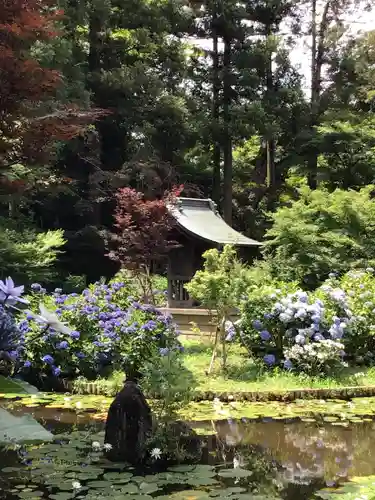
211, 487, 247, 496
86, 480, 114, 488
168, 490, 211, 499
2, 467, 22, 473
168, 465, 199, 473
218, 468, 253, 478
139, 482, 159, 494
49, 494, 74, 500
188, 478, 218, 486
118, 483, 139, 494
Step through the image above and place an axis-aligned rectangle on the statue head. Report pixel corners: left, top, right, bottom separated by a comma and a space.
123, 361, 142, 383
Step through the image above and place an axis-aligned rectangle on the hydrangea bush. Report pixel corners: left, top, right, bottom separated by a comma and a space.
18, 281, 181, 380
240, 283, 348, 374
241, 268, 375, 373
316, 269, 375, 363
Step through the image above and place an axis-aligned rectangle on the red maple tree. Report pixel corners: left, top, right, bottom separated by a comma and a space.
0, 0, 103, 172
108, 186, 183, 301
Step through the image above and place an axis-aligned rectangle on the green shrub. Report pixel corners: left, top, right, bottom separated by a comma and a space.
263, 185, 375, 288
0, 217, 65, 284
186, 245, 251, 371
110, 270, 167, 307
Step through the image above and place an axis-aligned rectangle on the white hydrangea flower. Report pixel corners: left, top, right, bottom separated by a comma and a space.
92, 441, 101, 451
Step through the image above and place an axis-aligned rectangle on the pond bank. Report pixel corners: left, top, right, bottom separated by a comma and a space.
69, 380, 375, 402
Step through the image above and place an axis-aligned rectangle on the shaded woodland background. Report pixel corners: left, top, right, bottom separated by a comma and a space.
2, 0, 375, 288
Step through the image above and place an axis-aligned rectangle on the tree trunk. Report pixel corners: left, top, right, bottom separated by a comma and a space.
308, 0, 330, 189
265, 24, 276, 188
222, 36, 232, 226
211, 10, 221, 206
88, 2, 102, 77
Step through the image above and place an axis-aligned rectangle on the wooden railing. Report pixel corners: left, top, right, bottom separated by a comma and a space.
168, 277, 192, 307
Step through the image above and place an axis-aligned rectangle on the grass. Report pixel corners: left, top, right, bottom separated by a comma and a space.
180, 339, 375, 393
83, 339, 375, 397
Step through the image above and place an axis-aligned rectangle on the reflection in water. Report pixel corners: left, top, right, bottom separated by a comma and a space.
209, 418, 375, 484
1, 402, 375, 499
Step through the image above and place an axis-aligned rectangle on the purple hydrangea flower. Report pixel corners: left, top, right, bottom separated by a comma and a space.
264, 354, 276, 366
159, 347, 169, 356
57, 341, 69, 350
75, 352, 85, 359
314, 333, 324, 341
31, 283, 41, 292
260, 330, 271, 341
253, 320, 263, 330
52, 366, 61, 376
142, 320, 157, 331
70, 331, 80, 340
23, 360, 31, 368
283, 359, 293, 370
42, 354, 54, 365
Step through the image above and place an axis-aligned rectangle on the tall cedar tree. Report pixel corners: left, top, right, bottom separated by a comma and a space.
0, 0, 102, 175
108, 186, 183, 273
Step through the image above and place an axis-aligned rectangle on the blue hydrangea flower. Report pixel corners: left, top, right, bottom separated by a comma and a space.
52, 366, 61, 376
295, 334, 306, 345
283, 359, 293, 370
295, 291, 308, 303
159, 347, 169, 356
57, 341, 69, 350
141, 320, 158, 331
260, 330, 271, 341
253, 320, 263, 330
70, 331, 80, 340
23, 360, 31, 368
31, 283, 41, 292
42, 354, 54, 365
75, 352, 85, 359
264, 354, 276, 366
329, 324, 344, 339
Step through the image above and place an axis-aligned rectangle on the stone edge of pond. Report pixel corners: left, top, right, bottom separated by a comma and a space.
67, 381, 375, 402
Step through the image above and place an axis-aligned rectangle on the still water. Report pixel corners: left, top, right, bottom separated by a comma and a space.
1, 402, 375, 499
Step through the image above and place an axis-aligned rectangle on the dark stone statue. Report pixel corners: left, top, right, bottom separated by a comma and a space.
104, 370, 153, 464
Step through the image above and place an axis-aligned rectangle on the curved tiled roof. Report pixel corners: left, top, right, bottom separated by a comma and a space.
168, 197, 261, 247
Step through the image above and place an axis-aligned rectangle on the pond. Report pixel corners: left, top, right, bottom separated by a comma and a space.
1, 397, 375, 500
